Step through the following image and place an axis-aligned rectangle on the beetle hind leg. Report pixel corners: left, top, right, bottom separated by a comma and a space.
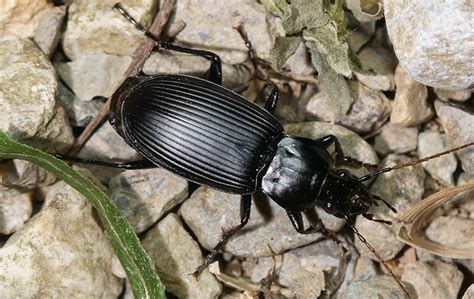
114, 3, 222, 85
192, 194, 252, 277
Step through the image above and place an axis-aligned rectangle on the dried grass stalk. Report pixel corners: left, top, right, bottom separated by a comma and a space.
396, 180, 474, 259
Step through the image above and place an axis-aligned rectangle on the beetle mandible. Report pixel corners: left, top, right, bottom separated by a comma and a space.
57, 4, 474, 298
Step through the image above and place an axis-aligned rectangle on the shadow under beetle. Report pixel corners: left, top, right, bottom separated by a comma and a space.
57, 4, 474, 298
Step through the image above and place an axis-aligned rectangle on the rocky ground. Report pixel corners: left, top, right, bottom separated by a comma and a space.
0, 0, 472, 298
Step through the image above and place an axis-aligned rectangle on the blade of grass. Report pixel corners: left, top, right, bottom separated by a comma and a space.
0, 131, 165, 299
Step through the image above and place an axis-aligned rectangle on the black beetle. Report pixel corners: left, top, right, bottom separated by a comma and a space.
57, 4, 474, 298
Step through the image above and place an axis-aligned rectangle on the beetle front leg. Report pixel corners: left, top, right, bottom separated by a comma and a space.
193, 194, 251, 277
287, 209, 348, 253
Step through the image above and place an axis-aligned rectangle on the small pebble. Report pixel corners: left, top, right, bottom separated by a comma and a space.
306, 82, 391, 134
0, 159, 56, 189
418, 131, 457, 186
277, 251, 326, 298
425, 216, 474, 249
0, 38, 74, 152
374, 123, 418, 155
109, 168, 188, 233
390, 65, 433, 127
141, 213, 222, 298
62, 0, 155, 60
435, 100, 474, 174
57, 82, 103, 127
180, 187, 323, 257
355, 40, 397, 91
348, 21, 375, 52
172, 0, 276, 64
343, 275, 410, 299
33, 6, 66, 56
354, 216, 405, 261
57, 53, 132, 102
370, 154, 425, 217
434, 88, 471, 102
0, 0, 53, 40
401, 260, 464, 299
463, 284, 474, 299
353, 256, 377, 281
0, 186, 32, 234
284, 41, 316, 76
384, 0, 473, 89
0, 181, 123, 298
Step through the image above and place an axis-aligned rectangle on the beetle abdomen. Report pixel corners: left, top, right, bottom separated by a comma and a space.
111, 75, 284, 193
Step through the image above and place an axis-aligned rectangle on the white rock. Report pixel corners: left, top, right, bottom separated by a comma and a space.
390, 65, 433, 127
0, 159, 56, 189
57, 53, 132, 102
0, 0, 53, 40
374, 123, 418, 155
425, 216, 474, 249
355, 40, 397, 91
0, 181, 123, 298
0, 187, 32, 234
435, 100, 474, 174
401, 260, 463, 299
62, 0, 156, 60
418, 131, 457, 186
180, 187, 324, 257
0, 38, 74, 152
384, 0, 473, 89
172, 0, 276, 64
33, 6, 66, 56
142, 213, 222, 298
434, 88, 471, 102
109, 168, 188, 233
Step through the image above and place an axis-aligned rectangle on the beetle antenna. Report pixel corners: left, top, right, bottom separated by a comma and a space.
358, 141, 474, 182
344, 215, 410, 299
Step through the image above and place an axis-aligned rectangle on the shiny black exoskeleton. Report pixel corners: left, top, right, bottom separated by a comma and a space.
59, 4, 386, 246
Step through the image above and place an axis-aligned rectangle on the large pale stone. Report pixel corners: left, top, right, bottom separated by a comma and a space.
384, 0, 473, 89
0, 0, 53, 40
0, 181, 123, 298
171, 0, 276, 64
62, 0, 157, 60
390, 65, 433, 127
0, 38, 74, 152
142, 213, 222, 298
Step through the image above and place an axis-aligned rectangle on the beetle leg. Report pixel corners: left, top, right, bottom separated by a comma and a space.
288, 209, 349, 252
263, 83, 279, 114
315, 135, 378, 170
53, 153, 156, 169
113, 3, 223, 85
153, 42, 223, 85
193, 194, 252, 277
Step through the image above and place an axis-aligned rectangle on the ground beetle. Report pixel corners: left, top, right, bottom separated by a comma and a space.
57, 4, 474, 298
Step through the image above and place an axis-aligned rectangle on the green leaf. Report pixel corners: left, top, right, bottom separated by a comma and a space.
306, 41, 353, 114
303, 25, 352, 77
270, 36, 302, 70
0, 131, 165, 299
323, 0, 349, 41
261, 0, 329, 34
345, 0, 383, 23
